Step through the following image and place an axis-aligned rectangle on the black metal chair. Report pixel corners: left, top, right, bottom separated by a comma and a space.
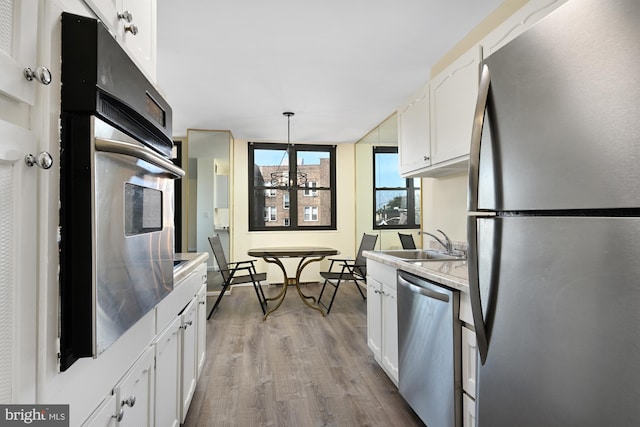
318, 233, 378, 314
207, 235, 268, 319
398, 232, 416, 249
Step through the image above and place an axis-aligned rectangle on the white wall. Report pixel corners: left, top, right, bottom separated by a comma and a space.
231, 139, 357, 284
421, 172, 468, 243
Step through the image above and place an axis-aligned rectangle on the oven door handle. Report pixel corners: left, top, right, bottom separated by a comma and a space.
95, 138, 185, 178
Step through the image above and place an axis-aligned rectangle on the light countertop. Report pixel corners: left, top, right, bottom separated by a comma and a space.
174, 252, 209, 284
364, 250, 469, 293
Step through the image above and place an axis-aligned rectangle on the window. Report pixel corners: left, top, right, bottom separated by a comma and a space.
373, 146, 420, 229
248, 142, 336, 231
265, 184, 277, 197
264, 206, 277, 222
303, 206, 319, 221
303, 182, 317, 196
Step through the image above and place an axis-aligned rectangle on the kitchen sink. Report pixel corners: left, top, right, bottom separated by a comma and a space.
378, 249, 465, 262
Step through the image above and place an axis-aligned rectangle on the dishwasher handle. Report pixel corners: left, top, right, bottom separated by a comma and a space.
398, 274, 449, 303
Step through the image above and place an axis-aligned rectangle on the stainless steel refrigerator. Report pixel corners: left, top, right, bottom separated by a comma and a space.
467, 1, 640, 426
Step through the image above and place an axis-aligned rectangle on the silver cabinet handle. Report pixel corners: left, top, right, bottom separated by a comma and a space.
122, 395, 136, 408
181, 320, 193, 329
24, 67, 52, 85
125, 24, 138, 35
117, 11, 133, 22
25, 152, 53, 169
113, 408, 124, 422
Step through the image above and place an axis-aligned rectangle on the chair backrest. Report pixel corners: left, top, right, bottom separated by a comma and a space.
208, 236, 231, 282
398, 233, 416, 249
354, 233, 378, 277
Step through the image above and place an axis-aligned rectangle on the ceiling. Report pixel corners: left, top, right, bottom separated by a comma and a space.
157, 0, 503, 144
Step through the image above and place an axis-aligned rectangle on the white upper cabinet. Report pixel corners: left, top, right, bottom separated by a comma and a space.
0, 0, 38, 105
481, 0, 568, 59
429, 45, 481, 171
83, 0, 157, 81
398, 83, 431, 176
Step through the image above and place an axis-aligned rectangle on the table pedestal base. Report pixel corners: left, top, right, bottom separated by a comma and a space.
262, 255, 326, 320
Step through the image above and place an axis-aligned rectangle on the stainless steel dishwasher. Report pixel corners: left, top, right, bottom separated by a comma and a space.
397, 270, 461, 427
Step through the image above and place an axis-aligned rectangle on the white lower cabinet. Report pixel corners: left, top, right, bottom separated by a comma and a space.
366, 260, 399, 385
113, 346, 156, 426
367, 278, 382, 360
81, 395, 118, 427
153, 316, 182, 427
463, 392, 477, 427
80, 259, 208, 427
462, 326, 477, 399
180, 298, 198, 423
460, 296, 478, 427
196, 285, 207, 377
380, 283, 398, 382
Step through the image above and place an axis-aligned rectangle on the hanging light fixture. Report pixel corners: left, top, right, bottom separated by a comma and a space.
270, 111, 308, 187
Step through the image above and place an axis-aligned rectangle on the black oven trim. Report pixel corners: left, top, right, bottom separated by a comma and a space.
61, 12, 173, 157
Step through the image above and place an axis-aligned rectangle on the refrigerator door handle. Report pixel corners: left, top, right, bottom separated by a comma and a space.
468, 215, 489, 364
468, 63, 491, 212
467, 63, 491, 364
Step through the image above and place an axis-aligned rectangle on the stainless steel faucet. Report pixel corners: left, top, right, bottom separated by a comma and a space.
424, 229, 453, 254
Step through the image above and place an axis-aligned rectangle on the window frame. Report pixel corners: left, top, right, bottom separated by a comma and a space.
372, 146, 420, 230
248, 142, 336, 231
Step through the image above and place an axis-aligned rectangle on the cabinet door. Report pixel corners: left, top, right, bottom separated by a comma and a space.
113, 347, 155, 427
180, 299, 198, 423
366, 278, 382, 361
481, 0, 567, 59
463, 392, 476, 427
398, 83, 431, 176
195, 284, 207, 378
81, 395, 118, 427
381, 284, 399, 384
121, 0, 156, 81
429, 46, 481, 166
0, 120, 37, 403
83, 0, 157, 80
0, 0, 38, 105
461, 326, 477, 399
153, 316, 181, 427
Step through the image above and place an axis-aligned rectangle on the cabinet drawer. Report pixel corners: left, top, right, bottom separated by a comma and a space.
459, 290, 474, 326
366, 260, 396, 289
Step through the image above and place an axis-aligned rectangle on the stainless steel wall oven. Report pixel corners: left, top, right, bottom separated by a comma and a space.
59, 13, 184, 371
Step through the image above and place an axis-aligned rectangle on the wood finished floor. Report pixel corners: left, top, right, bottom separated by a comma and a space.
184, 282, 425, 427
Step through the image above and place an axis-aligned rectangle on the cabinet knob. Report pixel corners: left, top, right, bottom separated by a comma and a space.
117, 11, 133, 22
113, 408, 124, 422
122, 395, 136, 408
125, 24, 139, 35
25, 152, 53, 169
181, 320, 193, 329
24, 67, 52, 85
423, 155, 430, 161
